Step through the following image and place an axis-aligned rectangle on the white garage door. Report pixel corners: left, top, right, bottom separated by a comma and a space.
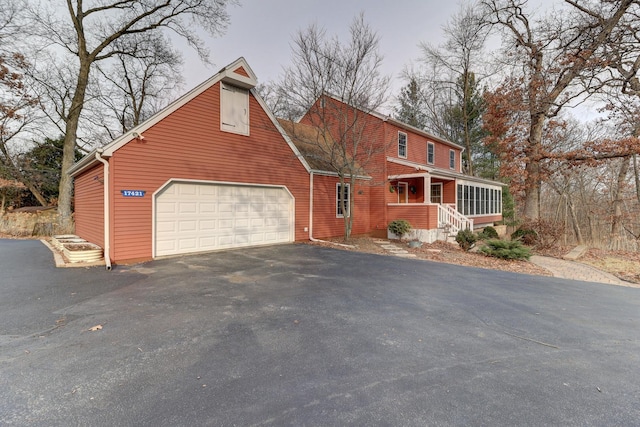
155, 181, 294, 257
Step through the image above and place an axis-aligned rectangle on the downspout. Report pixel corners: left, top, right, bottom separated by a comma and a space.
309, 171, 317, 242
95, 150, 112, 271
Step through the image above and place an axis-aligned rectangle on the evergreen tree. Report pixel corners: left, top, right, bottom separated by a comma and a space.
440, 72, 488, 176
394, 76, 428, 130
19, 136, 82, 205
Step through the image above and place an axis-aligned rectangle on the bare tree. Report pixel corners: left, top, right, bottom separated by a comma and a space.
481, 0, 638, 220
279, 13, 390, 239
21, 0, 235, 225
96, 33, 184, 137
0, 1, 47, 206
419, 4, 490, 175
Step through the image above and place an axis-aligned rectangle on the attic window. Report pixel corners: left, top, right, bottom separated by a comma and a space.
221, 82, 249, 135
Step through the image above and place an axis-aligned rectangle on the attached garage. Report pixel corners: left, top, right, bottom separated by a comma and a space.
69, 58, 313, 265
154, 180, 294, 257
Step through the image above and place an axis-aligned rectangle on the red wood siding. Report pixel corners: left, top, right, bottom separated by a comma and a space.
443, 180, 456, 204
383, 122, 462, 171
74, 164, 105, 248
387, 162, 418, 176
387, 204, 438, 230
108, 82, 310, 262
233, 66, 250, 78
310, 174, 370, 239
472, 214, 502, 226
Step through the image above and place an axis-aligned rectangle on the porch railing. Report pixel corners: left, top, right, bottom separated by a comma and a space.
438, 204, 473, 235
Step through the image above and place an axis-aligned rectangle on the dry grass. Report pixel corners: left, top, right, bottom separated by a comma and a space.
0, 210, 71, 237
581, 248, 640, 284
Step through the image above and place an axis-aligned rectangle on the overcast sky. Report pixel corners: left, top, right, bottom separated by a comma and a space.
177, 0, 467, 98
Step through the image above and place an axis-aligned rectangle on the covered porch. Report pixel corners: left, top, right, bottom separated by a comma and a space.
387, 172, 473, 242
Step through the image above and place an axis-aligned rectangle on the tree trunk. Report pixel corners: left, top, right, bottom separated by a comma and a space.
58, 56, 92, 225
522, 114, 545, 220
566, 195, 584, 245
462, 71, 473, 176
633, 154, 639, 204
610, 156, 630, 250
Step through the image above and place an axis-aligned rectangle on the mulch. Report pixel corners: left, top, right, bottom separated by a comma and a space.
308, 237, 552, 278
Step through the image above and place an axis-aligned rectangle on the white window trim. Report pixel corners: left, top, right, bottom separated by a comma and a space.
398, 131, 407, 159
427, 142, 435, 165
336, 183, 350, 218
456, 183, 503, 217
449, 149, 455, 170
430, 182, 443, 204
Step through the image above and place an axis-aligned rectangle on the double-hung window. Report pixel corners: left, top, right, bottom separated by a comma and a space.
398, 132, 407, 158
449, 149, 455, 169
336, 183, 350, 218
427, 142, 435, 164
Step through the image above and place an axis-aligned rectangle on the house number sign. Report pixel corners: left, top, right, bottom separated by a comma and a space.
121, 190, 146, 197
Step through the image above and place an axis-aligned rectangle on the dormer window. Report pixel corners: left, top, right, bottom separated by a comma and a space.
221, 82, 249, 135
398, 132, 407, 158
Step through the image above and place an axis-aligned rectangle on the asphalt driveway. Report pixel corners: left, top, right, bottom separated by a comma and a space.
1, 239, 639, 426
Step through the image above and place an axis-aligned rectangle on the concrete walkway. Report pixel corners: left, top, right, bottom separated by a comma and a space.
373, 239, 636, 288
529, 255, 636, 287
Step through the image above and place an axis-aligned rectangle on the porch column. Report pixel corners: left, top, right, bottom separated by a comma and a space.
424, 173, 431, 203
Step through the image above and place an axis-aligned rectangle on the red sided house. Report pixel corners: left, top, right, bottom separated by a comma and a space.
69, 58, 314, 265
70, 58, 503, 266
296, 95, 504, 244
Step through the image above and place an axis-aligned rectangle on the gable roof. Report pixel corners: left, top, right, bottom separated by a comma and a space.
322, 93, 465, 151
278, 119, 337, 173
70, 57, 311, 177
278, 119, 370, 179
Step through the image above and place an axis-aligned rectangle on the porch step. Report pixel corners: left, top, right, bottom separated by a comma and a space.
375, 241, 417, 258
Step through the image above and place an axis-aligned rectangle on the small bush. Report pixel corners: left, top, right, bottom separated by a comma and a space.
388, 219, 412, 238
478, 226, 499, 240
530, 219, 565, 249
511, 227, 538, 246
479, 239, 532, 260
455, 229, 477, 251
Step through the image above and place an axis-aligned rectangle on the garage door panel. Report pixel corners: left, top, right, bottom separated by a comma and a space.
178, 238, 197, 250
179, 220, 197, 232
200, 203, 216, 213
179, 202, 197, 213
157, 202, 177, 214
155, 182, 293, 257
200, 220, 216, 231
156, 221, 176, 233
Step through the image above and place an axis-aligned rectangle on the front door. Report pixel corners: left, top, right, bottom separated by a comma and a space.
398, 182, 408, 203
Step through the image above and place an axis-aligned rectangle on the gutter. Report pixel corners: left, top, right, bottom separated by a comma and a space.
94, 150, 112, 271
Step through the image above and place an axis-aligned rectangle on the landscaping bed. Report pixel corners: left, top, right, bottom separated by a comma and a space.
309, 237, 551, 277
309, 236, 640, 284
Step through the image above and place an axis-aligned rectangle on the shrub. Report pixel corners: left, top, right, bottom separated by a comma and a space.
511, 227, 538, 246
478, 226, 499, 240
455, 229, 477, 251
529, 219, 564, 250
479, 239, 532, 260
388, 219, 412, 238
511, 220, 564, 249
